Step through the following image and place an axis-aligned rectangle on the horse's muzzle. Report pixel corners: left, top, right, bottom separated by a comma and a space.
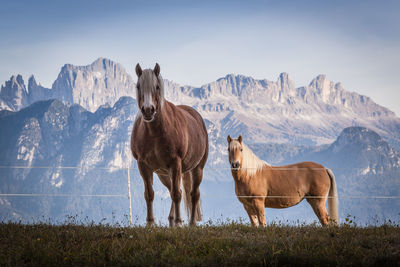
141, 106, 156, 122
231, 162, 240, 169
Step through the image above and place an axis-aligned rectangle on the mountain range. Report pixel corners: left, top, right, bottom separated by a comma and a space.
0, 58, 399, 225
1, 58, 400, 149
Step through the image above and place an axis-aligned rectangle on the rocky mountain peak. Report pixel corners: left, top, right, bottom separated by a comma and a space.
309, 74, 332, 93
26, 75, 54, 106
57, 57, 119, 76
277, 72, 294, 92
279, 72, 290, 80
303, 74, 350, 104
309, 74, 327, 86
334, 82, 343, 91
335, 127, 382, 145
91, 57, 116, 69
51, 58, 136, 112
2, 75, 26, 92
92, 56, 106, 64
201, 74, 258, 99
327, 127, 400, 173
28, 75, 37, 90
0, 75, 28, 111
14, 74, 24, 85
216, 74, 258, 90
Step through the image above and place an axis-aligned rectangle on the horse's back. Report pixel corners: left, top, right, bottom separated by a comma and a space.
278, 161, 324, 169
273, 161, 328, 183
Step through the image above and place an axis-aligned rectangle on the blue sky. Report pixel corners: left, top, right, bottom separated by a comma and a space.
1, 0, 399, 114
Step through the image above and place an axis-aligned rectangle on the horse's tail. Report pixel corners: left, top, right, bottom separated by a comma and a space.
326, 168, 339, 225
182, 173, 202, 222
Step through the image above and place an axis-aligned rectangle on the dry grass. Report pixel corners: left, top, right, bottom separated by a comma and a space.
1, 221, 399, 266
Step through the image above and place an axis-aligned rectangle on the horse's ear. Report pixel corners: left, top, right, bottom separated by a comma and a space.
227, 135, 232, 143
135, 63, 142, 77
154, 63, 160, 77
238, 135, 242, 144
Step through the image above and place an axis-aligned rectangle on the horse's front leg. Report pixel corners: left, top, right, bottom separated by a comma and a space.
170, 158, 183, 226
157, 174, 175, 227
253, 198, 267, 227
243, 203, 259, 227
138, 160, 155, 226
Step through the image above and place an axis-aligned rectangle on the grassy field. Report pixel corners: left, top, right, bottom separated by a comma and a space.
1, 221, 399, 266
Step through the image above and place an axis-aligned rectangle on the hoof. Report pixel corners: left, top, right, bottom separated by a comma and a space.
174, 219, 183, 227
146, 219, 155, 227
189, 219, 197, 227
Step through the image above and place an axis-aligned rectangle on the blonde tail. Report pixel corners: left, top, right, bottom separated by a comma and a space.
326, 168, 339, 225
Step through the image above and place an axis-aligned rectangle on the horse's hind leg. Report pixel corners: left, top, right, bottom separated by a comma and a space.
138, 161, 155, 226
188, 166, 203, 225
307, 197, 329, 226
157, 174, 175, 227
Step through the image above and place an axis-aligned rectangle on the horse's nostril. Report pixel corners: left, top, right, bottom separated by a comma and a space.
141, 106, 145, 113
151, 106, 155, 113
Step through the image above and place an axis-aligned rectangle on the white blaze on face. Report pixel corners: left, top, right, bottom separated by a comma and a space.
139, 70, 157, 111
143, 84, 154, 109
136, 68, 165, 122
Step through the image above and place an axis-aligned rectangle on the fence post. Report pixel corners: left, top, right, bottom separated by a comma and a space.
127, 167, 133, 227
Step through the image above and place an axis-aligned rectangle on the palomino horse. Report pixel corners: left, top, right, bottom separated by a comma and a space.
227, 135, 339, 226
131, 63, 208, 226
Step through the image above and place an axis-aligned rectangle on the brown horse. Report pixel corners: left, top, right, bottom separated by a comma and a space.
227, 135, 339, 226
130, 63, 208, 226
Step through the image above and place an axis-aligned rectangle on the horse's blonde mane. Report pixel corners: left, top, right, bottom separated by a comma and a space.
242, 143, 269, 176
230, 140, 269, 177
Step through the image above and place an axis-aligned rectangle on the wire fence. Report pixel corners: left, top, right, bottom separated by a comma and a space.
1, 165, 399, 226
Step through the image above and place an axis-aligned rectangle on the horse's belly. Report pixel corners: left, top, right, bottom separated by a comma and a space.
154, 168, 169, 176
265, 196, 303, 209
182, 142, 207, 171
152, 161, 195, 176
181, 158, 200, 173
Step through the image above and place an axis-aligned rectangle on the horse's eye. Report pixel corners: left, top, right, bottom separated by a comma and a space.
156, 85, 160, 90
240, 148, 243, 152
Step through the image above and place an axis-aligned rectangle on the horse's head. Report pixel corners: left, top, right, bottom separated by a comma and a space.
227, 135, 243, 170
135, 63, 164, 122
